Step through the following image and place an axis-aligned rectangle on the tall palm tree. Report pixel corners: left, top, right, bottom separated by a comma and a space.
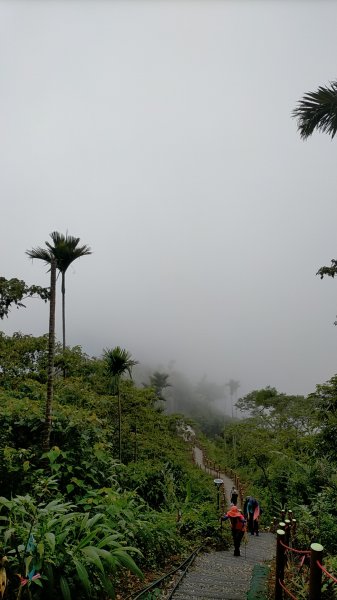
26, 232, 92, 354
44, 257, 56, 451
104, 346, 138, 462
293, 80, 337, 140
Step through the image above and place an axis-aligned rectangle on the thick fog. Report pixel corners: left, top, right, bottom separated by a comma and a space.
1, 0, 337, 402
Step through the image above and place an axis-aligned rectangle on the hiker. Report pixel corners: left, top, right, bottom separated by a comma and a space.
243, 496, 261, 536
222, 505, 246, 556
230, 486, 238, 506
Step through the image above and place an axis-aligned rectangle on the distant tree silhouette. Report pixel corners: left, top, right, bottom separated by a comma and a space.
226, 379, 240, 418
149, 371, 171, 402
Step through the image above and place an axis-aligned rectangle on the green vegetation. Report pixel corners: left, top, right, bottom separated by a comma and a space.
210, 385, 337, 558
2, 231, 337, 599
0, 332, 227, 599
0, 278, 49, 320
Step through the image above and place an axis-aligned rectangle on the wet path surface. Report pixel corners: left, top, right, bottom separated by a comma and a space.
170, 532, 275, 599
169, 447, 275, 599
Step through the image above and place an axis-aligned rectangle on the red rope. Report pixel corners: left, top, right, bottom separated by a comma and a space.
316, 561, 337, 584
278, 578, 299, 600
280, 541, 310, 555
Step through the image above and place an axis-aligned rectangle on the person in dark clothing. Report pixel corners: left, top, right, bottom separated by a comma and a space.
230, 486, 238, 505
222, 505, 246, 556
243, 496, 261, 536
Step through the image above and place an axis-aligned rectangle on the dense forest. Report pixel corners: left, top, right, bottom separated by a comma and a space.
1, 233, 337, 599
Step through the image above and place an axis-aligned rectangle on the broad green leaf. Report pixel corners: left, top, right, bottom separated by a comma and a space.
45, 532, 55, 552
96, 534, 123, 549
37, 542, 44, 557
86, 513, 104, 529
81, 546, 104, 572
73, 558, 91, 596
76, 529, 100, 550
60, 575, 72, 600
97, 571, 115, 597
111, 549, 143, 578
24, 556, 33, 574
56, 531, 69, 546
79, 513, 89, 533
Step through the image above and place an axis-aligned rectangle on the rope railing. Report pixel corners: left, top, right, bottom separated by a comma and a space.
278, 578, 298, 600
279, 541, 310, 555
275, 527, 337, 600
316, 561, 337, 584
192, 444, 337, 599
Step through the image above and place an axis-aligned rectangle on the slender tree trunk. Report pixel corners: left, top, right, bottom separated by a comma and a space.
61, 271, 66, 378
43, 257, 56, 452
118, 385, 122, 462
134, 420, 138, 462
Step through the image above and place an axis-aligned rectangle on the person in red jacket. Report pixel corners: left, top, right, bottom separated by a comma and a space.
222, 505, 246, 556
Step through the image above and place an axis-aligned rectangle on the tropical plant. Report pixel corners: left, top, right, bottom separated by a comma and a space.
0, 277, 49, 320
104, 347, 138, 462
44, 258, 56, 452
293, 80, 337, 139
26, 232, 92, 357
0, 493, 143, 600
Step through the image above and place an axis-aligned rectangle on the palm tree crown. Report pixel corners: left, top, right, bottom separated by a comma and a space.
293, 80, 337, 140
104, 346, 138, 392
26, 232, 92, 353
104, 346, 138, 462
26, 231, 92, 272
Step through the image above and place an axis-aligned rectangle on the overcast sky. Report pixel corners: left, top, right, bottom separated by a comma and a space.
1, 0, 337, 400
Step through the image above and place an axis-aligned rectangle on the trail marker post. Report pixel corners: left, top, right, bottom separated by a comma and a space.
214, 478, 223, 512
275, 529, 286, 600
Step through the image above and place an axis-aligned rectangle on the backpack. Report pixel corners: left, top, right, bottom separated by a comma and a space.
229, 516, 244, 531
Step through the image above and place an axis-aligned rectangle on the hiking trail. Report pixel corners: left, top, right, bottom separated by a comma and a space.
168, 446, 276, 600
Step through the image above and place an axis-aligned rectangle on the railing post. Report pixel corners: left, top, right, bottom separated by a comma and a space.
291, 518, 296, 531
275, 529, 286, 600
309, 543, 323, 600
284, 519, 291, 546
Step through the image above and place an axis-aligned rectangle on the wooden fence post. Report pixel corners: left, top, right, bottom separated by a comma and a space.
284, 519, 291, 545
275, 529, 286, 600
309, 543, 323, 600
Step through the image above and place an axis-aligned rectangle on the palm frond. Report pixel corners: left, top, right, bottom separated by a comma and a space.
27, 232, 92, 273
103, 346, 138, 380
292, 80, 337, 139
48, 231, 92, 272
26, 246, 53, 265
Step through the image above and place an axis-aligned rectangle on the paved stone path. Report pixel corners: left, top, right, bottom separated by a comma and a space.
169, 447, 276, 599
170, 532, 275, 600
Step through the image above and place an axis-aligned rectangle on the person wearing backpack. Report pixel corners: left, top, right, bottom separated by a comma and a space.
243, 496, 261, 536
222, 505, 246, 556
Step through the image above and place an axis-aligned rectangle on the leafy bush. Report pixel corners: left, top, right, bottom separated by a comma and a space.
0, 492, 143, 600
